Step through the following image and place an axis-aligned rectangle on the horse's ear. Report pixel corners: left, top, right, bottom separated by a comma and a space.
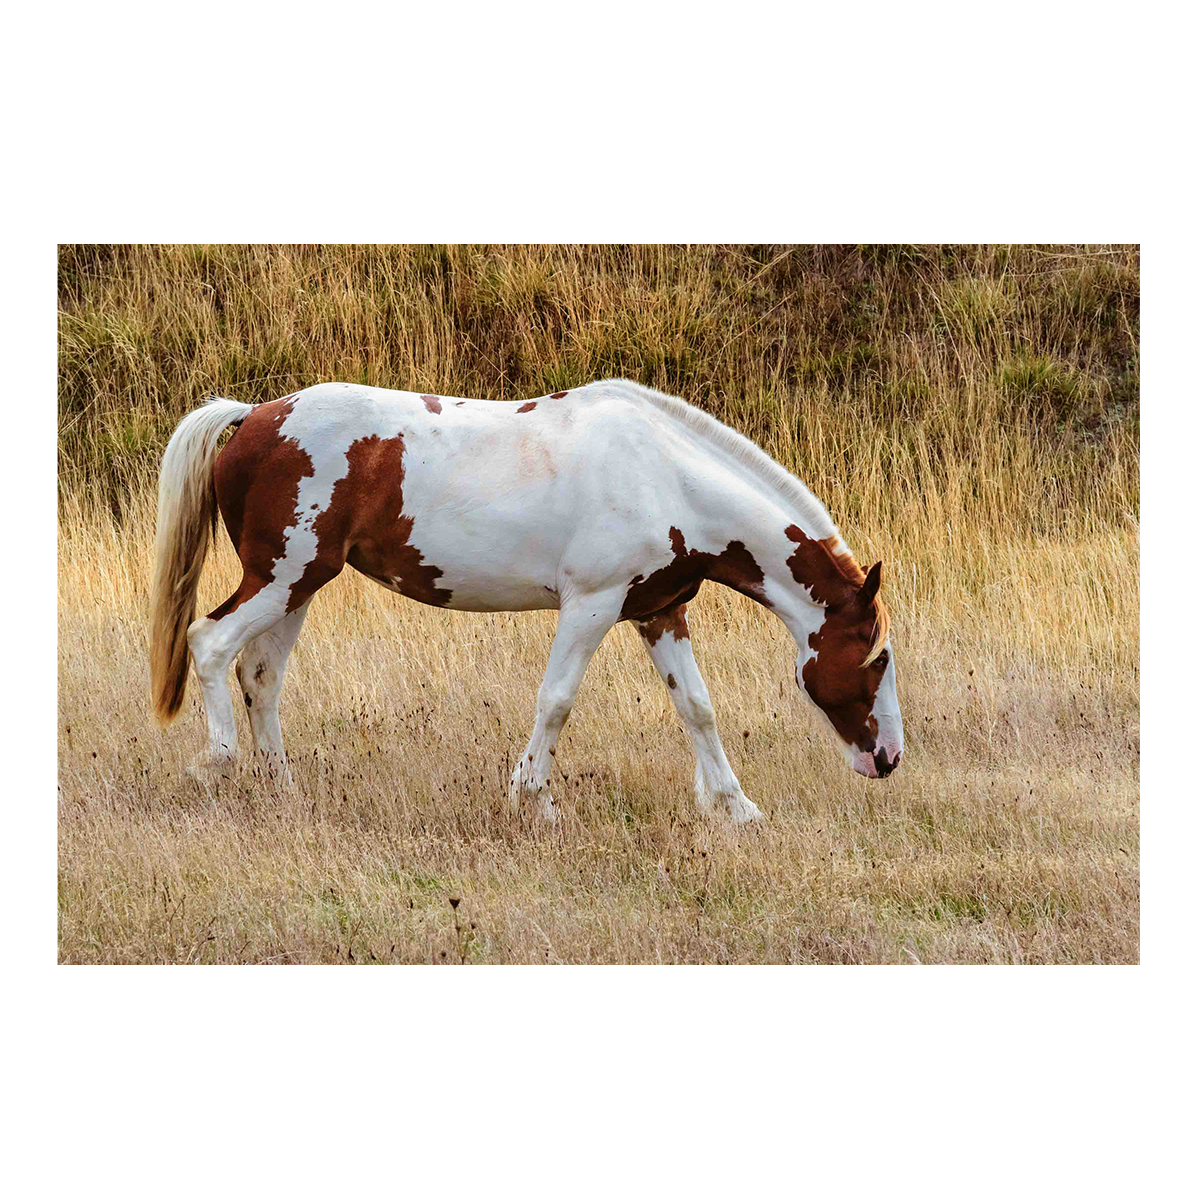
858, 561, 882, 606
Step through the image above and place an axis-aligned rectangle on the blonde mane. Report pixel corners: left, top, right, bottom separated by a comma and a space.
584, 379, 890, 662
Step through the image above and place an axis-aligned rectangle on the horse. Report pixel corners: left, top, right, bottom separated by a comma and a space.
150, 379, 903, 822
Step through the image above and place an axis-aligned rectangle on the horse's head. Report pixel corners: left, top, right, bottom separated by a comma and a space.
794, 560, 904, 778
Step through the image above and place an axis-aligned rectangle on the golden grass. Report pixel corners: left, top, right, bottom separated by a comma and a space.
57, 244, 1139, 963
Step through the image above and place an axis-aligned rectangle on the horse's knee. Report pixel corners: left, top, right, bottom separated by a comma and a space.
538, 688, 573, 729
681, 693, 716, 731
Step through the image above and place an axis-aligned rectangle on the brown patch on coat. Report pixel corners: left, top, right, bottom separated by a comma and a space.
667, 673, 677, 689
785, 525, 888, 750
550, 391, 568, 399
783, 524, 864, 606
209, 396, 311, 620
636, 604, 690, 648
517, 401, 537, 413
298, 433, 453, 610
422, 394, 442, 414
455, 401, 465, 407
785, 523, 889, 658
211, 406, 452, 620
621, 526, 769, 624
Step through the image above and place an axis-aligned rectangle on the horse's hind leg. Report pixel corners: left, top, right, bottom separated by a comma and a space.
189, 407, 349, 775
635, 604, 762, 823
186, 579, 305, 771
235, 597, 312, 782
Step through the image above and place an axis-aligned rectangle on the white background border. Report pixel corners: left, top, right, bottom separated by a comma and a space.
11, 2, 1190, 1194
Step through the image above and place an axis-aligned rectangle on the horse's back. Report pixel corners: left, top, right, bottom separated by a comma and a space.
213, 382, 692, 612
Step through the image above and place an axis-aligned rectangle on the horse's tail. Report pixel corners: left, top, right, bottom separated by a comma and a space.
150, 397, 253, 724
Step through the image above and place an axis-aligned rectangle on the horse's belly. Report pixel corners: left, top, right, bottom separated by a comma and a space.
439, 576, 560, 612
349, 517, 563, 612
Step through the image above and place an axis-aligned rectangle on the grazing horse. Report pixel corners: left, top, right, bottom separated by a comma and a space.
150, 379, 903, 822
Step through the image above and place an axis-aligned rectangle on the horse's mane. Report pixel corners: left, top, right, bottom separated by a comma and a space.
583, 379, 890, 662
585, 378, 839, 537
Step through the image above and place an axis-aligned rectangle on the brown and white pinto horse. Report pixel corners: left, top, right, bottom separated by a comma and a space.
150, 379, 902, 822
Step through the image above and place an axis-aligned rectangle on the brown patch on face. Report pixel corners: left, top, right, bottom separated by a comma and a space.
517, 401, 537, 413
550, 391, 568, 399
636, 604, 690, 647
785, 524, 888, 749
455, 401, 465, 407
295, 433, 453, 610
621, 527, 769, 623
802, 608, 885, 751
422, 395, 442, 414
667, 673, 677, 689
210, 396, 311, 619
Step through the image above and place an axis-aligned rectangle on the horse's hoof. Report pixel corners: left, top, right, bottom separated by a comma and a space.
707, 788, 763, 823
509, 761, 558, 822
696, 786, 763, 823
255, 754, 294, 789
728, 796, 765, 824
185, 752, 236, 783
510, 784, 558, 824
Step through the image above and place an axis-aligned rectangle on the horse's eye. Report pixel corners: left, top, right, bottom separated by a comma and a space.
875, 652, 889, 670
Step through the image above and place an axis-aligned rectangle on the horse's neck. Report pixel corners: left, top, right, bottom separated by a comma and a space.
693, 481, 841, 641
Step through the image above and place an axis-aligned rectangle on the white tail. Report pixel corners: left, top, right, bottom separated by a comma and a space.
149, 397, 253, 723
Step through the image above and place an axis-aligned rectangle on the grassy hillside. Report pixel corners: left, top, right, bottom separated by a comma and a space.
57, 244, 1139, 963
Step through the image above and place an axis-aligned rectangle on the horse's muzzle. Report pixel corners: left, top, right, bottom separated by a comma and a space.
853, 744, 902, 778
872, 746, 901, 778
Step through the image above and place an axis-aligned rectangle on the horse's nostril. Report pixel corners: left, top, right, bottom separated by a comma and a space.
872, 747, 893, 777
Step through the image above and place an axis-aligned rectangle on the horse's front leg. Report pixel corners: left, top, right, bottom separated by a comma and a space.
509, 589, 623, 822
635, 604, 763, 823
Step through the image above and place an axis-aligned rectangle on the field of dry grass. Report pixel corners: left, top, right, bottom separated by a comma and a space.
57, 244, 1139, 963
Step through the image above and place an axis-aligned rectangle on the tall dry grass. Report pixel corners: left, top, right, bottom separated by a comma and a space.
57, 245, 1139, 963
